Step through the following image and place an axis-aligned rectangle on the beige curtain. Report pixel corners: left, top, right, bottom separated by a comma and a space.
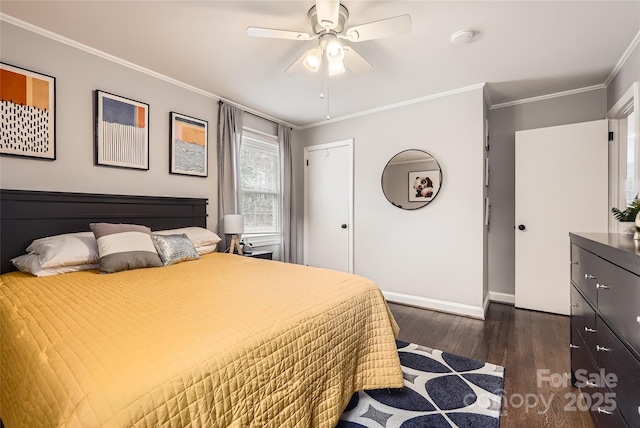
278, 124, 297, 263
217, 102, 244, 251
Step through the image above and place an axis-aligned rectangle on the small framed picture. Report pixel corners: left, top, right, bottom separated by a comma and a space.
95, 90, 149, 170
485, 118, 490, 151
170, 112, 208, 177
485, 197, 491, 227
485, 157, 490, 187
408, 170, 441, 202
0, 63, 56, 160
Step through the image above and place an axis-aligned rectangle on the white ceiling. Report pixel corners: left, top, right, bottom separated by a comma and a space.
2, 1, 639, 128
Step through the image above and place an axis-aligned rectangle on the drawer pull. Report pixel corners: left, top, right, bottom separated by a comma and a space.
570, 261, 578, 265
597, 408, 613, 415
570, 303, 578, 307
586, 381, 598, 387
584, 274, 596, 280
584, 327, 597, 333
596, 283, 610, 290
569, 344, 579, 349
596, 345, 611, 352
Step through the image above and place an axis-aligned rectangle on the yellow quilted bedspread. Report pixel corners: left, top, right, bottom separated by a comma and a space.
0, 253, 402, 427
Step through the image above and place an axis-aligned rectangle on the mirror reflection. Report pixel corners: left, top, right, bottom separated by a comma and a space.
381, 149, 442, 210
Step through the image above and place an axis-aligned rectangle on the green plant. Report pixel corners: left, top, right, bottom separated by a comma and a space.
611, 197, 640, 222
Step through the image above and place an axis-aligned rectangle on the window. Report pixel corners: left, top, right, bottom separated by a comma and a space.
239, 132, 280, 245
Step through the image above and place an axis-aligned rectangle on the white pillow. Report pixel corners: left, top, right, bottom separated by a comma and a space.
11, 253, 99, 277
26, 231, 99, 268
155, 227, 221, 248
196, 243, 217, 255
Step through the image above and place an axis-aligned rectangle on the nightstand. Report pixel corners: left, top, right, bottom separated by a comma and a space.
242, 250, 273, 260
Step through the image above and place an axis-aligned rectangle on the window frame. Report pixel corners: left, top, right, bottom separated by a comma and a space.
239, 129, 281, 247
608, 82, 639, 233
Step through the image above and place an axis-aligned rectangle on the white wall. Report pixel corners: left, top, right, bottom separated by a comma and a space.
0, 23, 220, 231
296, 88, 487, 317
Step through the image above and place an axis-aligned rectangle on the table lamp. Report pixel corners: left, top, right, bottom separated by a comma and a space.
224, 214, 244, 254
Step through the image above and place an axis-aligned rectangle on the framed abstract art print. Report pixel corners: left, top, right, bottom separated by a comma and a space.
170, 112, 208, 177
0, 63, 56, 160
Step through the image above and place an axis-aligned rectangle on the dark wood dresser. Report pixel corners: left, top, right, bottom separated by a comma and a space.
570, 233, 640, 428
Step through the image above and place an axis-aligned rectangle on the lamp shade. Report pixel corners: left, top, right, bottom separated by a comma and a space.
224, 214, 244, 234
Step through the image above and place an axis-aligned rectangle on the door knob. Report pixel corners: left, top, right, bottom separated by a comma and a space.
518, 224, 526, 231
341, 224, 348, 229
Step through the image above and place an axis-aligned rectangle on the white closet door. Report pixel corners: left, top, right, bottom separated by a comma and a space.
304, 140, 353, 273
515, 120, 609, 315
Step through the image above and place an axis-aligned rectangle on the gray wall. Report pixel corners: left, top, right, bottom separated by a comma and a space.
0, 23, 220, 231
487, 88, 607, 297
607, 43, 640, 112
297, 89, 487, 316
488, 39, 638, 299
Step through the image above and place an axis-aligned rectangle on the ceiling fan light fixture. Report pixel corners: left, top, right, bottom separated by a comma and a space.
325, 37, 345, 63
303, 48, 322, 72
328, 61, 345, 76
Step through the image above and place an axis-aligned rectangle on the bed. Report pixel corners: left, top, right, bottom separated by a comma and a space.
0, 190, 403, 427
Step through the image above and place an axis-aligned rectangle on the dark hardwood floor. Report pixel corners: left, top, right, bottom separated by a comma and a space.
388, 302, 595, 428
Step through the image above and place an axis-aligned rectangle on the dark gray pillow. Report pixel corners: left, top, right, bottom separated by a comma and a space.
152, 233, 200, 266
90, 223, 163, 273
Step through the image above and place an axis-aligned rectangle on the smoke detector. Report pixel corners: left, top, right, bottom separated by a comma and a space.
451, 29, 474, 45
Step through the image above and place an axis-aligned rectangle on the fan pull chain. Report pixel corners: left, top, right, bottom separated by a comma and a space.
326, 83, 330, 120
320, 53, 330, 119
319, 51, 325, 99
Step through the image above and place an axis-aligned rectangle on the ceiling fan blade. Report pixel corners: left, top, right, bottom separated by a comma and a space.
342, 46, 372, 74
247, 27, 314, 41
344, 14, 411, 42
285, 49, 313, 74
315, 0, 340, 29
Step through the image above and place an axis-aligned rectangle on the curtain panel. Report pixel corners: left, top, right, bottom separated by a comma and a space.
278, 124, 297, 263
217, 102, 244, 251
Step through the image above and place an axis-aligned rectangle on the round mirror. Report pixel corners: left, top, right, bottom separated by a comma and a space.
381, 149, 442, 210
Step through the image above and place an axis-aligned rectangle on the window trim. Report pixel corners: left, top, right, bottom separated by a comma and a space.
240, 128, 281, 247
607, 82, 639, 233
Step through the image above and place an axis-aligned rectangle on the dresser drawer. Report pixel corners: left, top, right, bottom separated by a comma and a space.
595, 399, 629, 428
596, 318, 640, 428
572, 244, 600, 305
571, 285, 598, 363
571, 329, 596, 387
596, 259, 640, 357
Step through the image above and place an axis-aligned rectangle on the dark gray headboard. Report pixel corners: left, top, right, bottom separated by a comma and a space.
0, 189, 208, 273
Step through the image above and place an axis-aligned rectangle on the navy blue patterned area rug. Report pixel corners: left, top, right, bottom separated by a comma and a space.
338, 340, 504, 428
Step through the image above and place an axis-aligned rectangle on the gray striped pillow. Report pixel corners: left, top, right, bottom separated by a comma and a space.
90, 223, 163, 273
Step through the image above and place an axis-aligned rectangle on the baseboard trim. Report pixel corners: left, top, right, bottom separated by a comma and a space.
483, 293, 491, 316
383, 291, 486, 319
489, 291, 515, 305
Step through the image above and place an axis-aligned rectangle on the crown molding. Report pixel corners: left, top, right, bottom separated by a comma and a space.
299, 83, 486, 130
604, 29, 640, 87
490, 84, 606, 110
0, 13, 298, 130
4, 11, 637, 129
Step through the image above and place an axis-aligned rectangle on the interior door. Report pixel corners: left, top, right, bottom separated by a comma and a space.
304, 140, 353, 272
515, 120, 608, 315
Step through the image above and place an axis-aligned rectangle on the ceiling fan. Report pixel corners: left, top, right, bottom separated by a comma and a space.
246, 0, 411, 76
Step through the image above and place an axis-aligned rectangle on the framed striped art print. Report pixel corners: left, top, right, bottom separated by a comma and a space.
0, 63, 56, 160
95, 90, 149, 170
